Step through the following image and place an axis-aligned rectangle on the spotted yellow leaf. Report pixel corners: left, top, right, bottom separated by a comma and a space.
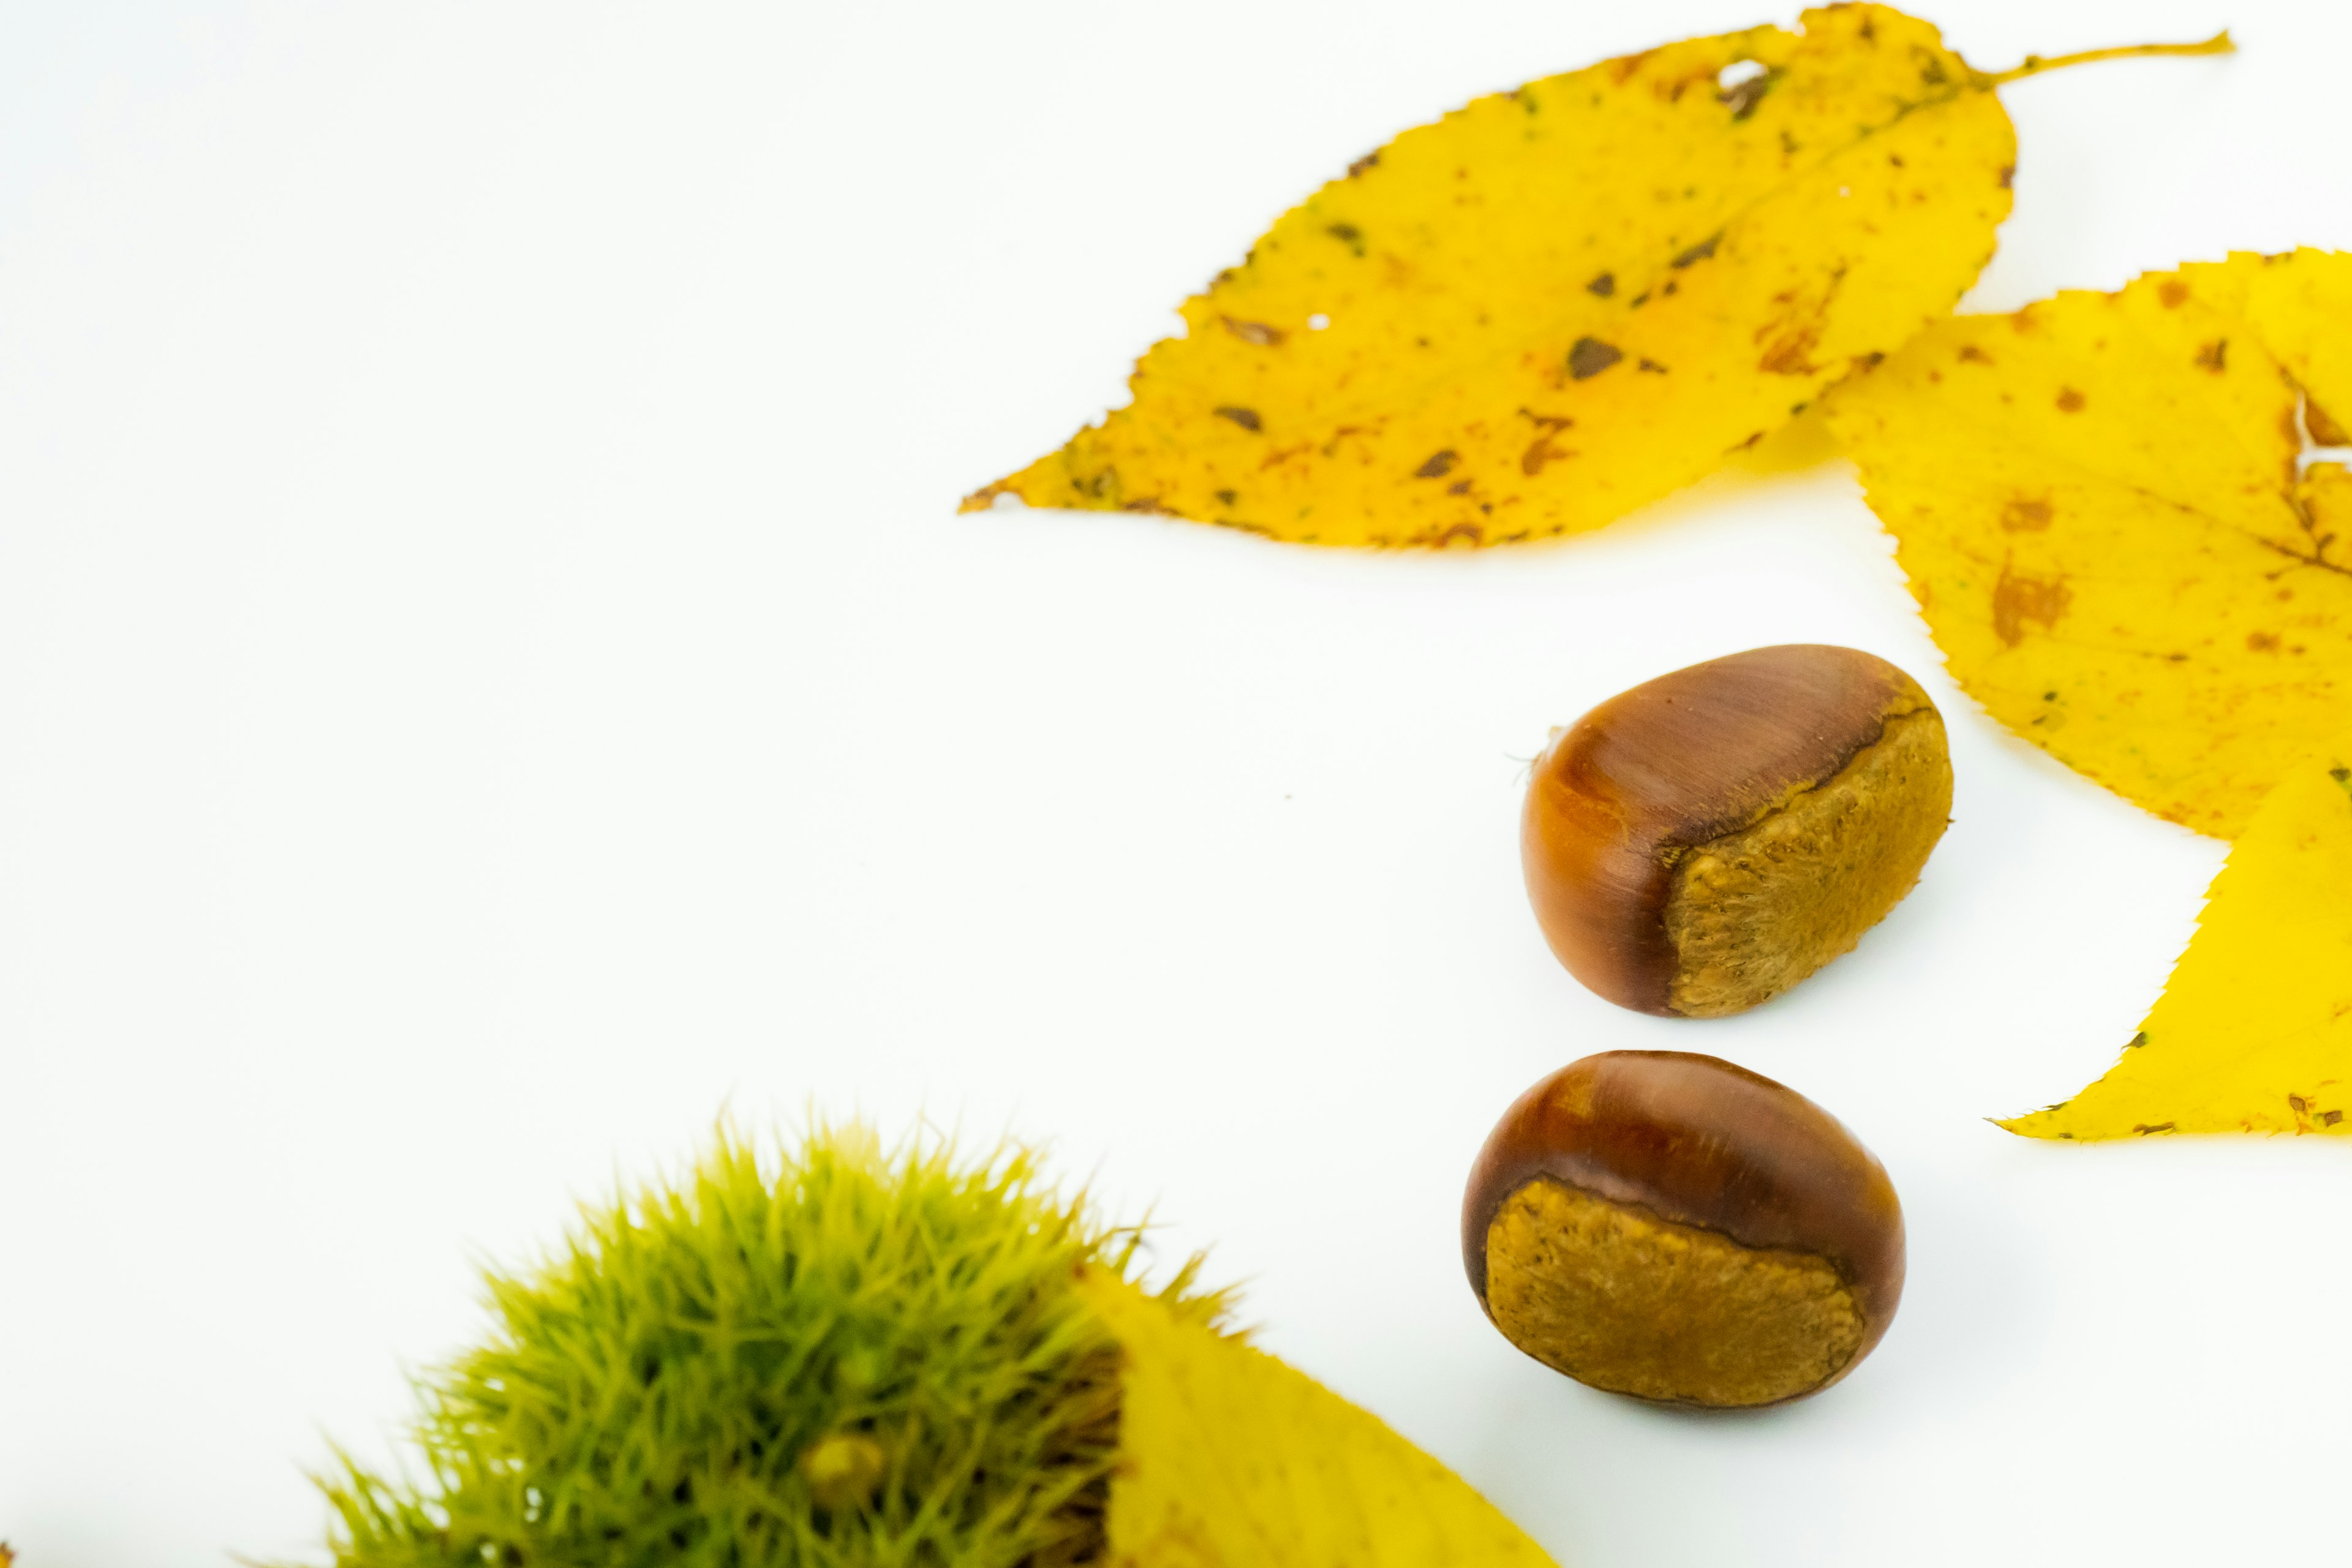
2000, 737, 2352, 1140
1076, 1268, 1556, 1567
966, 5, 2034, 547
1827, 249, 2352, 837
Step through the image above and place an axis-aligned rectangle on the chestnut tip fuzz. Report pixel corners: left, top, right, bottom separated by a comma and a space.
1463, 1050, 1904, 1409
1523, 643, 1954, 1017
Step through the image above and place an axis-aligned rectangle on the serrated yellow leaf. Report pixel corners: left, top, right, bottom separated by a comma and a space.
968, 4, 2017, 548
2000, 737, 2352, 1140
1826, 249, 2352, 837
1075, 1268, 1556, 1568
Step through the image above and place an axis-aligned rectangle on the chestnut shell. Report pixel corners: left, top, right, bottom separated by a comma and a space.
1521, 643, 1949, 1016
1463, 1050, 1905, 1405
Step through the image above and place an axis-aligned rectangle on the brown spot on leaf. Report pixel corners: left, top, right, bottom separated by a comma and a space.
2326, 1110, 2344, 1128
1414, 449, 1458, 478
1214, 488, 1237, 507
1586, 271, 1615, 297
1326, 222, 1365, 255
1436, 521, 1485, 547
1638, 357, 1670, 374
1958, 344, 1992, 364
2289, 1093, 2311, 1116
1347, 150, 1380, 178
1757, 323, 1821, 376
2158, 279, 2190, 309
1671, 232, 1721, 268
1521, 438, 1570, 475
2247, 630, 2280, 652
2001, 496, 2053, 532
1221, 315, 1286, 347
1992, 564, 2073, 646
2195, 339, 2227, 372
2056, 387, 2086, 413
1213, 405, 1262, 432
1518, 409, 1574, 472
2309, 398, 2351, 447
1719, 74, 1770, 119
1446, 479, 1471, 494
1997, 164, 2014, 189
2132, 1122, 2175, 1136
1567, 337, 1624, 380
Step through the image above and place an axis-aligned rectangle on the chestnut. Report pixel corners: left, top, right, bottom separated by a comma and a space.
1523, 644, 1952, 1017
1463, 1051, 1903, 1408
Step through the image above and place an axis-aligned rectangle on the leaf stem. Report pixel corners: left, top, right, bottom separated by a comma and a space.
1985, 31, 2235, 86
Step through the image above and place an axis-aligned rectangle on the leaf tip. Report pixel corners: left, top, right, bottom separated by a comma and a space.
1992, 1102, 2079, 1139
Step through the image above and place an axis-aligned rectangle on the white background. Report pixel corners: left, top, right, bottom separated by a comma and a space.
1, 1, 2345, 1564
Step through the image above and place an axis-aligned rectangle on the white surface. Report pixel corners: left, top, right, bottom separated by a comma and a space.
0, 2, 2345, 1564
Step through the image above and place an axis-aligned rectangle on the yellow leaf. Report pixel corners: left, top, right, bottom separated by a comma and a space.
1074, 1268, 1557, 1568
1826, 249, 2352, 837
2000, 737, 2352, 1140
969, 5, 2022, 547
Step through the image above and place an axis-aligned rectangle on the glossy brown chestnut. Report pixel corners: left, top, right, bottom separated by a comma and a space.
1463, 1051, 1904, 1408
1523, 643, 1951, 1018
